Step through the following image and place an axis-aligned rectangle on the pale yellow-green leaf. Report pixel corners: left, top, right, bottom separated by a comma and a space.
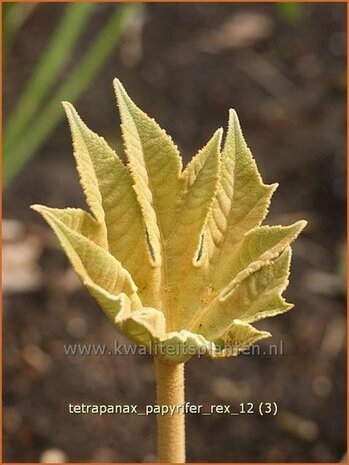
189, 247, 293, 339
115, 304, 166, 348
32, 79, 307, 364
206, 320, 271, 358
114, 78, 182, 240
31, 206, 107, 248
214, 220, 306, 290
154, 330, 214, 364
205, 110, 278, 272
31, 204, 141, 311
166, 129, 222, 330
169, 129, 222, 261
63, 102, 161, 305
86, 285, 130, 322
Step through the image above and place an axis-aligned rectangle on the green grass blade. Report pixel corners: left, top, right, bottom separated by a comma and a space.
3, 3, 38, 63
3, 3, 16, 58
4, 2, 95, 147
3, 3, 141, 187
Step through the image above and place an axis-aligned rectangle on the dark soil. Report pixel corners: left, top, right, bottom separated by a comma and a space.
3, 3, 346, 462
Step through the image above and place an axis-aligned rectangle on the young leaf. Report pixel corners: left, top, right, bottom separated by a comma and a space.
166, 129, 222, 330
30, 206, 107, 248
31, 204, 141, 311
190, 248, 293, 339
207, 319, 271, 358
32, 80, 307, 364
213, 220, 306, 289
63, 102, 161, 306
114, 78, 182, 240
205, 110, 278, 268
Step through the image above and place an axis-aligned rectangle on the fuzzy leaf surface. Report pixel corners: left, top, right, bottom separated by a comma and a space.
32, 80, 306, 363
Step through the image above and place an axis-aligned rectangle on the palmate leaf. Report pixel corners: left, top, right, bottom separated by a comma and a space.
32, 79, 306, 363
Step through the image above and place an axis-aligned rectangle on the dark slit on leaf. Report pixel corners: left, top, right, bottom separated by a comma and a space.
195, 233, 205, 263
145, 228, 156, 263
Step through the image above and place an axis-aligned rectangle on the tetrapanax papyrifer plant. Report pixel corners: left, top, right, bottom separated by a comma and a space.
32, 79, 306, 463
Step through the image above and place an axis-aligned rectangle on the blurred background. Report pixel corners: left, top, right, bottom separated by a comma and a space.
3, 2, 346, 462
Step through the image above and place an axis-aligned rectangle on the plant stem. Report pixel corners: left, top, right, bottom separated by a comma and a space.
154, 357, 185, 463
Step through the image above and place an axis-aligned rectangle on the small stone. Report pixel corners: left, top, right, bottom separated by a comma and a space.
40, 448, 67, 463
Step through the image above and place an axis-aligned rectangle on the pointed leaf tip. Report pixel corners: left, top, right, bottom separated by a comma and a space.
113, 78, 132, 107
30, 203, 40, 212
228, 108, 239, 125
296, 219, 308, 230
113, 77, 123, 89
215, 127, 224, 145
